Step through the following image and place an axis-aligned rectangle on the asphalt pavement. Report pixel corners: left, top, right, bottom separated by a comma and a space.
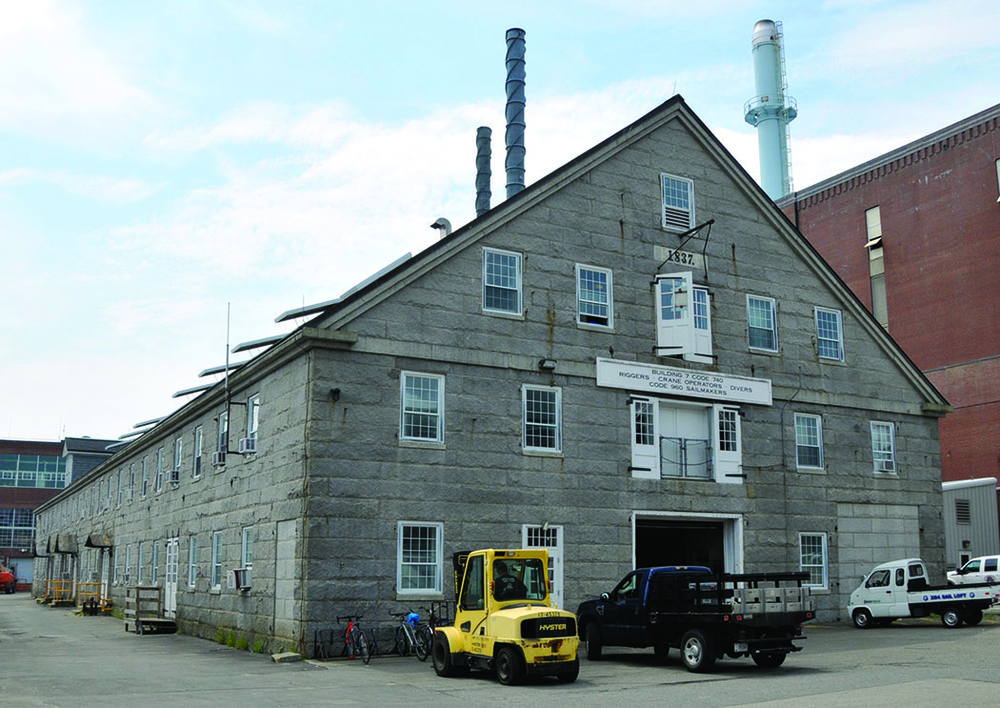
2, 592, 999, 707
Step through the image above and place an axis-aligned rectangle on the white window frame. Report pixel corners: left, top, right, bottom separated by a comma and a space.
241, 527, 253, 570
211, 532, 223, 589
794, 413, 824, 470
173, 436, 183, 476
155, 448, 164, 492
814, 307, 844, 362
654, 273, 712, 363
482, 247, 522, 316
576, 264, 613, 328
217, 411, 228, 455
128, 463, 135, 502
660, 173, 695, 231
246, 394, 260, 442
397, 521, 443, 594
114, 547, 121, 585
193, 426, 203, 479
116, 470, 122, 508
124, 544, 132, 585
187, 537, 198, 588
865, 206, 882, 247
799, 533, 829, 590
871, 421, 897, 475
522, 385, 562, 453
141, 458, 148, 498
399, 372, 445, 443
152, 541, 160, 584
137, 542, 146, 585
747, 294, 778, 353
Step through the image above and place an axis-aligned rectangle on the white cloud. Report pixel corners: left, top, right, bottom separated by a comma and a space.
0, 168, 158, 203
0, 0, 156, 140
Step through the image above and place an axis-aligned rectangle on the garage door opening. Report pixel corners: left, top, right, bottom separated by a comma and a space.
635, 518, 726, 572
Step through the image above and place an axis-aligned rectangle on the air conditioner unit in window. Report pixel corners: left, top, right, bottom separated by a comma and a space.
877, 460, 895, 473
212, 451, 226, 467
233, 567, 251, 591
168, 468, 180, 484
227, 570, 237, 589
238, 437, 257, 455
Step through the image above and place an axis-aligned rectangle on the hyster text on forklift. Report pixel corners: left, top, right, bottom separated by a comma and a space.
431, 548, 580, 685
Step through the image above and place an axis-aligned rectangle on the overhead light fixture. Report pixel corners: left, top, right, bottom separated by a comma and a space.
538, 359, 556, 370
330, 388, 341, 401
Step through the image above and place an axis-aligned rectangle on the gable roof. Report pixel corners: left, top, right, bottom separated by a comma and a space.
291, 94, 947, 410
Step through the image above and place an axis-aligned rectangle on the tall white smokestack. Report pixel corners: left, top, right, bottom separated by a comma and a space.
505, 28, 526, 199
744, 19, 797, 200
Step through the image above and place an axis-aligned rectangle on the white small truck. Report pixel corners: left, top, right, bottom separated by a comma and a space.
848, 558, 999, 628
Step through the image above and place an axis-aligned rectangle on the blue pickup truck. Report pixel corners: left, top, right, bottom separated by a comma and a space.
576, 566, 814, 672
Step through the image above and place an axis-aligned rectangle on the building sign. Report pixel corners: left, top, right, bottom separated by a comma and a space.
596, 358, 772, 406
653, 246, 705, 273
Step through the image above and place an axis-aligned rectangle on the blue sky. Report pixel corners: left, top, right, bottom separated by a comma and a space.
2, 0, 998, 442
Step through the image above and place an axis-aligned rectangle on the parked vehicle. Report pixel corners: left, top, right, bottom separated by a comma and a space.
947, 555, 1000, 586
575, 566, 814, 673
0, 569, 15, 594
431, 548, 579, 685
848, 558, 999, 629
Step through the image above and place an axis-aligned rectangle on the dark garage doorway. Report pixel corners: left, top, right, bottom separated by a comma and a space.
635, 518, 725, 572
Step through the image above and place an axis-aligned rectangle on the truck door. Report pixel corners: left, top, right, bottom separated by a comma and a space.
604, 570, 645, 646
889, 566, 911, 617
861, 568, 894, 617
456, 554, 489, 655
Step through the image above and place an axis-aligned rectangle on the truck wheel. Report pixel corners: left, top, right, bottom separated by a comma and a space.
941, 608, 963, 628
852, 608, 874, 629
964, 608, 983, 626
495, 645, 524, 686
751, 651, 786, 669
556, 658, 580, 683
680, 630, 715, 673
584, 622, 603, 661
431, 633, 468, 678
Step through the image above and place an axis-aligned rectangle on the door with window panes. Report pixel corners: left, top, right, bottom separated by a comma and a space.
522, 525, 563, 609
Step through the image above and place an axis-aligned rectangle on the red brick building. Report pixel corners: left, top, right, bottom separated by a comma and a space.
778, 103, 1000, 552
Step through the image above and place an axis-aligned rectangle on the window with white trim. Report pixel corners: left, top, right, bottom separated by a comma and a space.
629, 397, 742, 483
660, 173, 694, 231
397, 522, 443, 594
137, 542, 146, 585
794, 413, 824, 469
141, 458, 148, 498
400, 372, 444, 443
799, 533, 829, 589
482, 247, 522, 315
211, 532, 223, 589
193, 426, 203, 479
116, 470, 122, 507
815, 307, 844, 361
871, 421, 896, 474
217, 411, 228, 455
155, 448, 164, 492
173, 437, 183, 477
576, 264, 613, 327
747, 295, 778, 352
152, 541, 159, 584
114, 547, 121, 585
187, 536, 198, 587
246, 394, 260, 443
655, 273, 712, 362
124, 544, 132, 585
522, 385, 561, 452
241, 527, 253, 570
864, 206, 882, 247
128, 464, 135, 502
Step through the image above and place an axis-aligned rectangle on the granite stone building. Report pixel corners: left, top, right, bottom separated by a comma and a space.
34, 96, 948, 654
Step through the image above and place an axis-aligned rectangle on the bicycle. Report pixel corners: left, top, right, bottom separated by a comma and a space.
392, 611, 434, 661
337, 614, 372, 665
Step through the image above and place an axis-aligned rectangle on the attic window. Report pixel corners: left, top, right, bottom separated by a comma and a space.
661, 174, 694, 231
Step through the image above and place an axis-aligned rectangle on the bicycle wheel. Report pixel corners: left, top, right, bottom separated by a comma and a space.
393, 625, 409, 656
414, 625, 433, 661
353, 629, 372, 665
